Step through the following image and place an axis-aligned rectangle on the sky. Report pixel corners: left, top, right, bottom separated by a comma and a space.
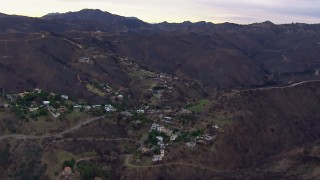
0, 0, 319, 24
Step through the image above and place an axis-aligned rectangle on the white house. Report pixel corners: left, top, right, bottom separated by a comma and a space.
43, 101, 50, 107
34, 88, 42, 93
160, 149, 165, 157
74, 105, 83, 111
137, 109, 145, 114
152, 155, 162, 162
170, 134, 178, 141
61, 95, 69, 100
92, 105, 101, 109
83, 105, 91, 111
156, 136, 164, 141
105, 104, 116, 112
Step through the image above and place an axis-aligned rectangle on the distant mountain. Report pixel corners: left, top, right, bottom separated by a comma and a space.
42, 9, 150, 32
0, 12, 7, 17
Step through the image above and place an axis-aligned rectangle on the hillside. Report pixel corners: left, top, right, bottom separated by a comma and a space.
0, 9, 320, 179
1, 10, 320, 89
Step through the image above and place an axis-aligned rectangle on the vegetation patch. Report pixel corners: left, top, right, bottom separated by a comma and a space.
42, 150, 76, 180
187, 99, 209, 113
77, 161, 110, 180
86, 84, 106, 97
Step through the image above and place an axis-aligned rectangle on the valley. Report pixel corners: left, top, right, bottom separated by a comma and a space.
0, 9, 320, 179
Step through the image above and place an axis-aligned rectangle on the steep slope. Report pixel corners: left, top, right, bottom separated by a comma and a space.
105, 23, 320, 89
208, 81, 320, 173
1, 10, 320, 91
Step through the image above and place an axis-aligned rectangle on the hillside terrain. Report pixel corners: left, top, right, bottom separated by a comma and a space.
0, 9, 320, 179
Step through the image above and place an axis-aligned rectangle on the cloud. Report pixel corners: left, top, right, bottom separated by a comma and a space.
197, 0, 320, 23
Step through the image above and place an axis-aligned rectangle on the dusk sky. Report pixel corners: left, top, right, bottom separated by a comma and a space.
0, 0, 319, 24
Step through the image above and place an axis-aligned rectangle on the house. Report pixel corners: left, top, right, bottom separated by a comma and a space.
164, 116, 172, 121
156, 136, 163, 141
120, 111, 133, 117
83, 105, 91, 111
92, 105, 101, 109
34, 88, 42, 93
18, 91, 29, 97
160, 149, 165, 157
170, 134, 178, 141
150, 123, 160, 131
135, 120, 142, 125
179, 108, 192, 114
158, 141, 165, 149
79, 57, 93, 64
137, 109, 145, 114
147, 109, 156, 114
43, 101, 50, 107
51, 112, 60, 118
73, 105, 83, 111
152, 155, 162, 162
61, 95, 68, 100
6, 94, 13, 101
62, 166, 72, 176
197, 140, 206, 144
203, 134, 214, 141
186, 140, 196, 147
141, 147, 149, 153
29, 107, 39, 112
105, 104, 116, 112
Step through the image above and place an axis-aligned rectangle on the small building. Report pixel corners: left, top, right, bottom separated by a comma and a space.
79, 57, 93, 64
6, 94, 13, 101
57, 106, 67, 113
105, 104, 116, 112
29, 107, 39, 112
61, 95, 68, 100
186, 140, 196, 147
137, 109, 145, 114
135, 120, 142, 125
92, 105, 102, 109
160, 149, 165, 157
51, 112, 61, 118
62, 166, 72, 177
34, 88, 42, 93
170, 134, 178, 141
43, 101, 50, 107
141, 147, 150, 153
73, 105, 83, 111
158, 141, 165, 149
179, 108, 192, 114
152, 155, 162, 162
203, 134, 214, 141
150, 123, 160, 131
83, 105, 91, 111
156, 136, 164, 141
120, 111, 133, 117
164, 116, 172, 121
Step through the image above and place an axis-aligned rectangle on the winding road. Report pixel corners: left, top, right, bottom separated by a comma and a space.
0, 33, 46, 42
0, 115, 106, 141
240, 79, 320, 92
